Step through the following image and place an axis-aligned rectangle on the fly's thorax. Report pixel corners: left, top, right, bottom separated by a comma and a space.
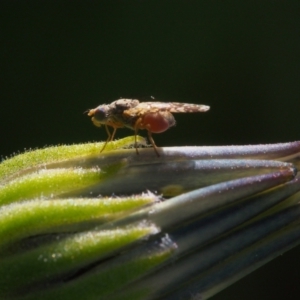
111, 113, 138, 130
112, 99, 140, 111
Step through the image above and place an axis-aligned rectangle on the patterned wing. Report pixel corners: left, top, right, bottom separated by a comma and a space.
124, 102, 210, 117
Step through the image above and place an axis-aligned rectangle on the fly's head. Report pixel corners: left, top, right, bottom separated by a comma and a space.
86, 105, 112, 127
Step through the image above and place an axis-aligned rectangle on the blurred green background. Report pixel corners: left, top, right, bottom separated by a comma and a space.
1, 1, 300, 299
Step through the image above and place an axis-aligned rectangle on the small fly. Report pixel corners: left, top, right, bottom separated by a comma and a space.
87, 99, 210, 156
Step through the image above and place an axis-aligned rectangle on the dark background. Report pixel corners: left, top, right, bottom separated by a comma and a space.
1, 1, 300, 299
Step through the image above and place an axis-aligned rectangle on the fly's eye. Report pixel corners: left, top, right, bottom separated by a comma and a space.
93, 108, 107, 122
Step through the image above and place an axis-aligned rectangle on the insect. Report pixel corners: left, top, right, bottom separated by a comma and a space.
87, 99, 210, 156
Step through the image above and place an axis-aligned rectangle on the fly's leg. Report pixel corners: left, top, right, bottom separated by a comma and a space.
134, 119, 141, 155
147, 130, 160, 157
100, 125, 117, 153
134, 128, 140, 155
134, 117, 160, 156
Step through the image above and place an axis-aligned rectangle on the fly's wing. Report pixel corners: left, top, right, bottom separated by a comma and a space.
124, 102, 210, 117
